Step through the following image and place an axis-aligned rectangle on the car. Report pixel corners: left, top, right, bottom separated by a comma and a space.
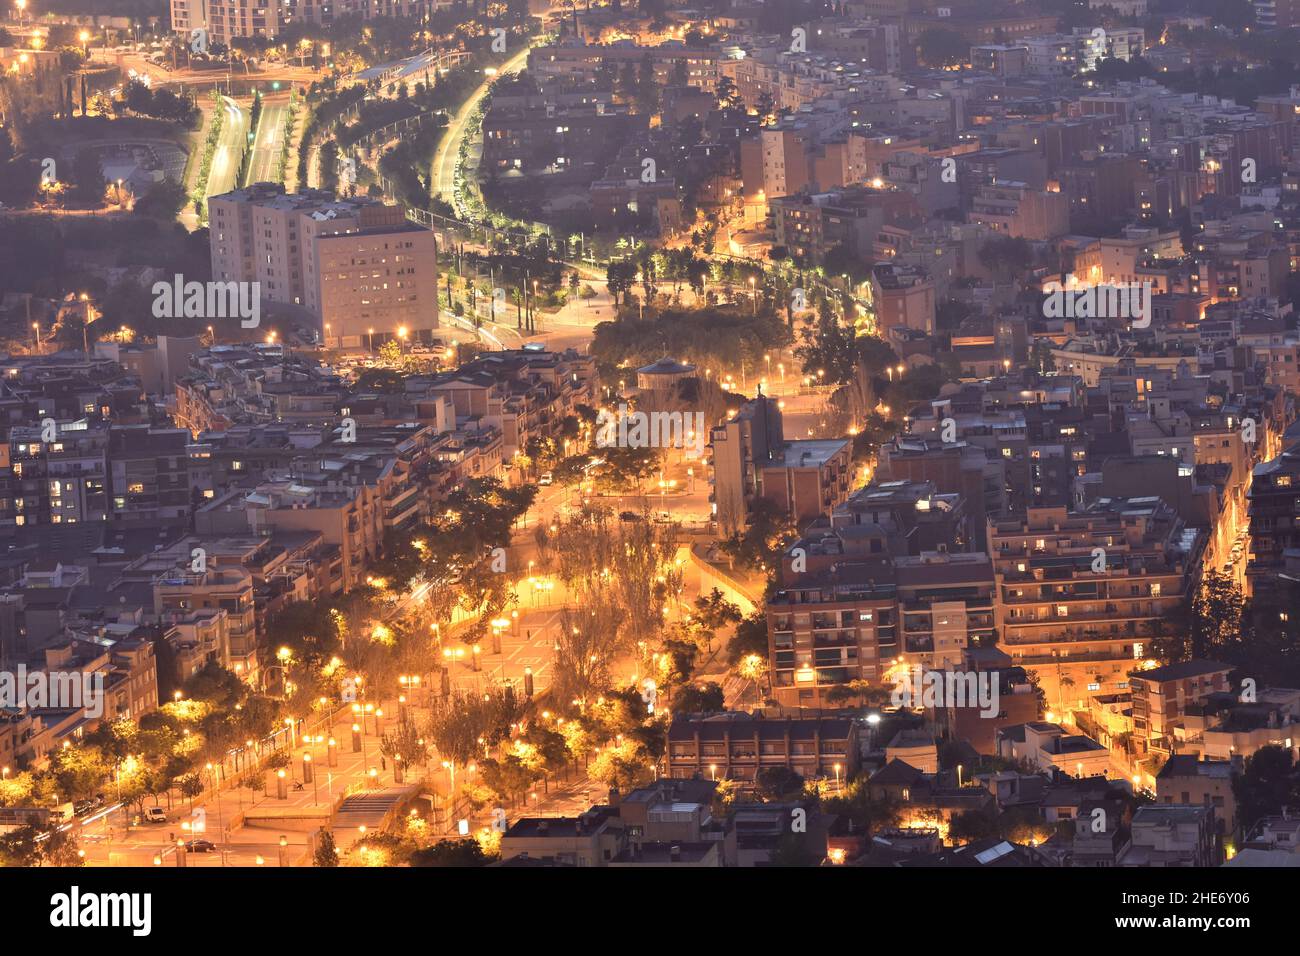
184, 839, 216, 853
537, 472, 553, 486
73, 796, 104, 817
142, 806, 168, 824
652, 511, 673, 524
619, 511, 643, 522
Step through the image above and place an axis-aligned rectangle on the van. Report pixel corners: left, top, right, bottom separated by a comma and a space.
538, 472, 553, 486
143, 806, 168, 824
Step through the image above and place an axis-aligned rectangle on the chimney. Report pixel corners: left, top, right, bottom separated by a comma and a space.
670, 845, 681, 862
608, 786, 621, 807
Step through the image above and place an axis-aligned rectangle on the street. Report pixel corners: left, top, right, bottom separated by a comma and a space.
205, 96, 248, 201
244, 98, 288, 185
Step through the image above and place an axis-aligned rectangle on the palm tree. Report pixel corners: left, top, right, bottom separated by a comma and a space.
1058, 674, 1075, 716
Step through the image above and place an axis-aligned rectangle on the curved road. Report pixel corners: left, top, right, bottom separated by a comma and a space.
206, 95, 248, 200
431, 44, 531, 218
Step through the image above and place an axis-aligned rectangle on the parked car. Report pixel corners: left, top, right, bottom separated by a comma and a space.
538, 472, 553, 486
619, 511, 643, 522
184, 839, 216, 853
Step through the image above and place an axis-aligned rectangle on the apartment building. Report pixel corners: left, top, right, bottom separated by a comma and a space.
771, 186, 919, 267
171, 0, 427, 46
1119, 804, 1218, 866
170, 0, 282, 47
107, 425, 195, 526
710, 395, 852, 535
1181, 687, 1300, 764
1155, 756, 1238, 838
209, 184, 439, 348
664, 713, 859, 783
996, 721, 1111, 778
0, 421, 109, 533
175, 345, 350, 435
1128, 659, 1234, 755
151, 565, 258, 683
768, 553, 899, 708
894, 551, 996, 670
987, 499, 1204, 709
1247, 443, 1300, 595
870, 263, 937, 335
969, 180, 1070, 240
526, 40, 719, 90
499, 808, 627, 867
1022, 28, 1144, 76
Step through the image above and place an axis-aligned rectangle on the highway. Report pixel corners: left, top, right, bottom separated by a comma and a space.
244, 98, 288, 185
205, 95, 248, 200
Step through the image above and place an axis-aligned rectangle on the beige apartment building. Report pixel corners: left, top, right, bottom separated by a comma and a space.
209, 184, 438, 349
152, 565, 259, 684
987, 499, 1204, 712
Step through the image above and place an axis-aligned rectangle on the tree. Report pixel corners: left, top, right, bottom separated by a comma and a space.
1233, 746, 1300, 832
553, 598, 619, 709
917, 28, 968, 68
606, 260, 637, 306
133, 179, 188, 219
0, 825, 42, 867
479, 753, 539, 804
672, 681, 725, 713
353, 367, 406, 394
1159, 570, 1244, 662
314, 829, 339, 866
825, 680, 892, 708
70, 148, 104, 203
948, 808, 999, 845
769, 829, 820, 866
727, 611, 769, 665
409, 838, 491, 866
694, 588, 743, 635
379, 716, 429, 769
755, 766, 805, 801
718, 497, 795, 573
715, 75, 742, 110
978, 236, 1034, 285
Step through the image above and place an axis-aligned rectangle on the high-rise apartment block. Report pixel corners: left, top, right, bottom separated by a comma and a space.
209, 184, 439, 349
